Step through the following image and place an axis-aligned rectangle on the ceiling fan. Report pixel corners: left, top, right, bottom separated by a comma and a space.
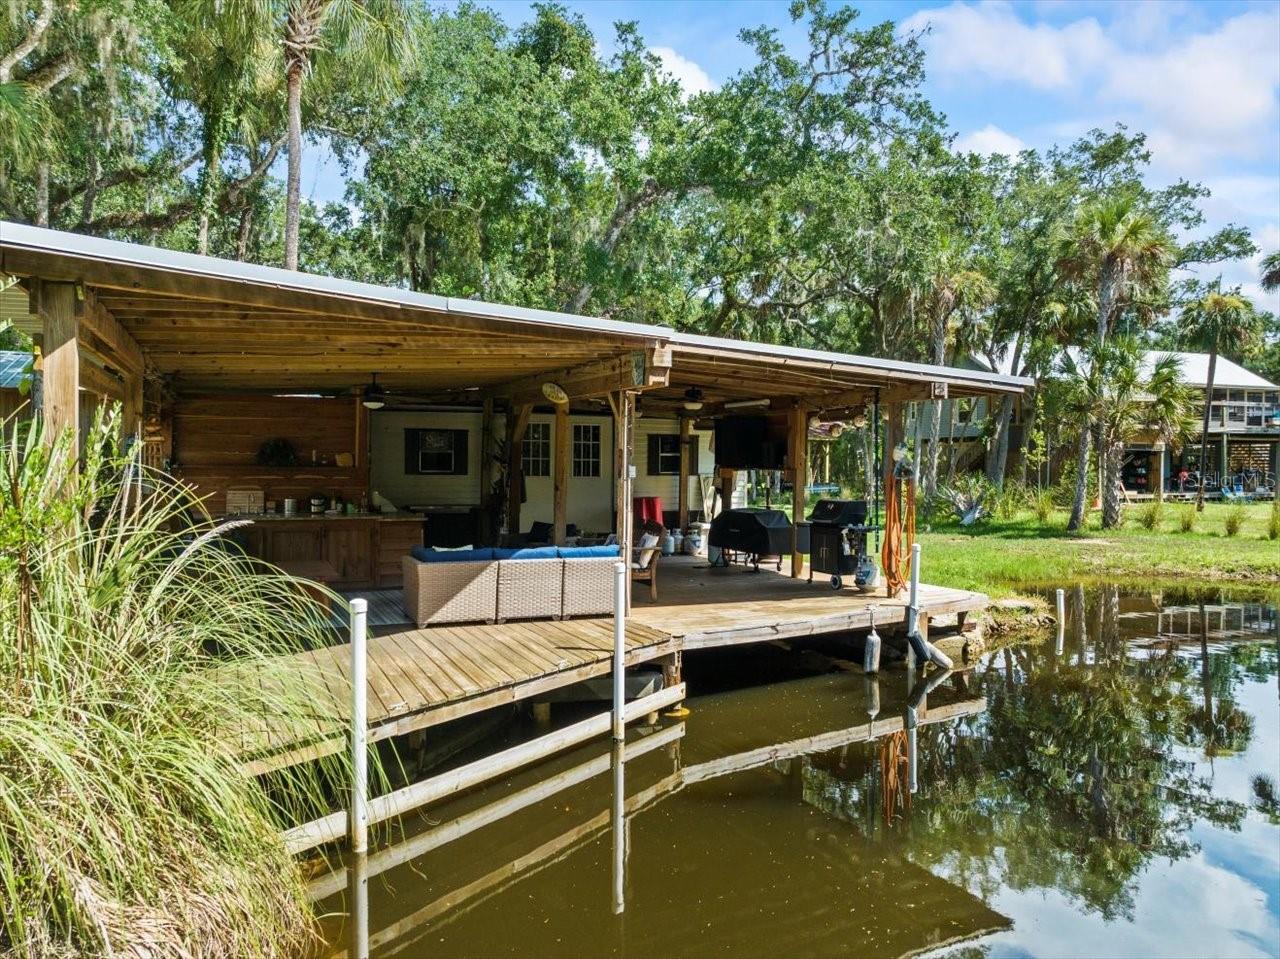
356, 374, 449, 410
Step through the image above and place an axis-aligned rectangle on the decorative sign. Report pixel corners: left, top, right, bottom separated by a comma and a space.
930, 382, 949, 400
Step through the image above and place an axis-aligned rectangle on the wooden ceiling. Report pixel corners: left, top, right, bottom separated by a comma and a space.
97, 288, 642, 393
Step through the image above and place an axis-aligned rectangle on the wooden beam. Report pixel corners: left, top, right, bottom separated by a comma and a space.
506, 403, 532, 539
36, 281, 79, 450
82, 289, 144, 375
553, 402, 570, 544
677, 414, 692, 530
79, 358, 125, 400
788, 405, 808, 578
494, 349, 670, 407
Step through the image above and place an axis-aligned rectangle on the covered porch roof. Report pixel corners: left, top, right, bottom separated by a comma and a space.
1, 222, 1032, 406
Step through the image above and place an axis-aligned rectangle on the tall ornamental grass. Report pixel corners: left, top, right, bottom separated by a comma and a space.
1, 411, 351, 958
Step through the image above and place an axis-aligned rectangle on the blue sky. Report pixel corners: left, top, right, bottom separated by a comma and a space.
298, 0, 1280, 312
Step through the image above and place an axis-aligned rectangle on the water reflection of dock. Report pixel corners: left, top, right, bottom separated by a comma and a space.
318, 685, 997, 958
1149, 602, 1278, 641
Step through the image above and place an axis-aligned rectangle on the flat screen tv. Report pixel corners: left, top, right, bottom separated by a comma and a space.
714, 415, 787, 469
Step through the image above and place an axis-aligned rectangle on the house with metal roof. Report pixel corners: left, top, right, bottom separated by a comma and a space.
928, 348, 1279, 497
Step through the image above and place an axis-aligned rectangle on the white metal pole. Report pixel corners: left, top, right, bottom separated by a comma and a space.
350, 598, 369, 855
906, 542, 921, 671
612, 560, 627, 741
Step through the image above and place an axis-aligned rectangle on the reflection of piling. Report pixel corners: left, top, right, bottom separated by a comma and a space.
611, 740, 626, 915
348, 849, 369, 959
1055, 588, 1066, 657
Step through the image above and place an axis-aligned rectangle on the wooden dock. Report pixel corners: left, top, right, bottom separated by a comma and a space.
238, 555, 988, 775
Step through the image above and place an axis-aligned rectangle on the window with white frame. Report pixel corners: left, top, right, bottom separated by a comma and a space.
572, 423, 601, 477
522, 422, 551, 477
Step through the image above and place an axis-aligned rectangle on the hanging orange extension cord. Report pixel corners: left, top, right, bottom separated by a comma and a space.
880, 472, 917, 597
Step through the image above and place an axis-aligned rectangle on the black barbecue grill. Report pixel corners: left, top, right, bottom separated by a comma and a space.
708, 508, 810, 571
806, 499, 875, 589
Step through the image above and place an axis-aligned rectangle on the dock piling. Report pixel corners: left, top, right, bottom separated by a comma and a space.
613, 561, 626, 742
349, 598, 369, 856
905, 544, 953, 671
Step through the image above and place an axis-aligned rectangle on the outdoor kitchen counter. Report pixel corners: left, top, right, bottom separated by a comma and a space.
226, 514, 424, 589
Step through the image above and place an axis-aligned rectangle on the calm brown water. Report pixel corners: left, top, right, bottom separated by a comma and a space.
317, 585, 1280, 959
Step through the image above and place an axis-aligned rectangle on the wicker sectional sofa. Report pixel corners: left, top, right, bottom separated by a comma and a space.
401, 544, 622, 627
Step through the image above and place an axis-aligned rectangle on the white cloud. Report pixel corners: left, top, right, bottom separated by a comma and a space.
954, 123, 1026, 157
1104, 10, 1280, 166
900, 0, 1110, 90
650, 46, 716, 99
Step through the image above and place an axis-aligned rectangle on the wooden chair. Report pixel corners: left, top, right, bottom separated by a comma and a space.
631, 524, 662, 602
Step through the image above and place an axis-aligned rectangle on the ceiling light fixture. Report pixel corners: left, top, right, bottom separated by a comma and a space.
361, 373, 386, 410
682, 387, 704, 412
722, 398, 770, 410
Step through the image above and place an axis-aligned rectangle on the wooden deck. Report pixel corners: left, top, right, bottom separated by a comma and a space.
239, 556, 988, 775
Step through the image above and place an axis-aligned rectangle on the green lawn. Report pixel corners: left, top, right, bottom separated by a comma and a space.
914, 501, 1280, 599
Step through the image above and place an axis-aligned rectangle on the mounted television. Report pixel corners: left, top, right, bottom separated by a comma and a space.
714, 415, 787, 469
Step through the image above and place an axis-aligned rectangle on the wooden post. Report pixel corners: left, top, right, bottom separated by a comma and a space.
480, 398, 494, 542
553, 402, 570, 544
506, 403, 532, 539
677, 414, 692, 531
881, 401, 901, 592
121, 370, 143, 441
37, 281, 80, 451
789, 405, 808, 578
718, 467, 735, 515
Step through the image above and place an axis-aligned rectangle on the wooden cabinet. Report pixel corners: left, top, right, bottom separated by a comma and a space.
234, 516, 422, 590
266, 526, 326, 564
377, 519, 425, 588
325, 522, 374, 586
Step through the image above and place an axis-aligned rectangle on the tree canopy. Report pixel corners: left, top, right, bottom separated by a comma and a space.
1, 0, 1275, 484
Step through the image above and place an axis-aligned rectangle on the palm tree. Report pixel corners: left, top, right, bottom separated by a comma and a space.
1055, 340, 1194, 529
923, 237, 995, 497
173, 3, 281, 255
1056, 194, 1176, 345
1262, 251, 1280, 293
278, 0, 411, 270
1181, 284, 1260, 510
1056, 195, 1176, 531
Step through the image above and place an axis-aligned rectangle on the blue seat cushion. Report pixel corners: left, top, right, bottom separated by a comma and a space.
557, 545, 622, 559
492, 546, 560, 561
410, 546, 495, 563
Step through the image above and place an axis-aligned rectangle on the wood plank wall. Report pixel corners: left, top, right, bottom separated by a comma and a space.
172, 394, 369, 515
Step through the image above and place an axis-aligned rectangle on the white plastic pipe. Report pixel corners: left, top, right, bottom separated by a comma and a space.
613, 561, 627, 741
350, 598, 369, 855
